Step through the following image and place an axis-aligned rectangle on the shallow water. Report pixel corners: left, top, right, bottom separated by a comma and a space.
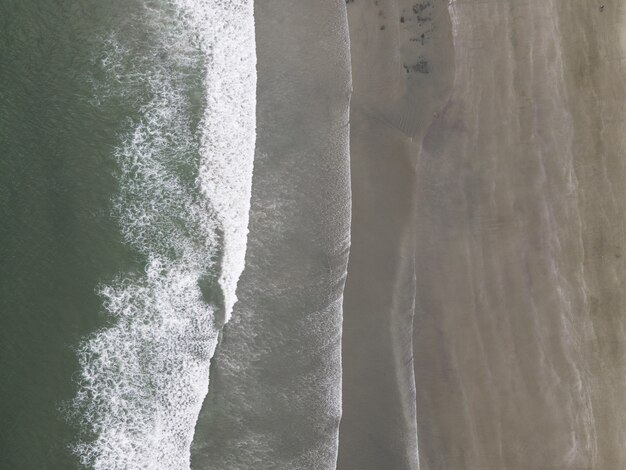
190, 1, 351, 469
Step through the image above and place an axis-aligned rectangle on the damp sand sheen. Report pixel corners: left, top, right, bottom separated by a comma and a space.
3, 1, 626, 470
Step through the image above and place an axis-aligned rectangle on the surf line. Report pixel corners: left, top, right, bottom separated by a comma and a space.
68, 2, 256, 469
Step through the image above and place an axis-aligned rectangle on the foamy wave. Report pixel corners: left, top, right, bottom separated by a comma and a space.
70, 1, 256, 468
176, 0, 257, 322
73, 259, 220, 469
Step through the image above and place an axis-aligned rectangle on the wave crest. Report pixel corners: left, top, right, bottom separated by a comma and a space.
69, 1, 256, 468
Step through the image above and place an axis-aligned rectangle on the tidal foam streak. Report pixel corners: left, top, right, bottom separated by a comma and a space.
69, 1, 256, 469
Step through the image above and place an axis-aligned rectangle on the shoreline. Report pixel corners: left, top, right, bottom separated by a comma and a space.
338, 1, 454, 469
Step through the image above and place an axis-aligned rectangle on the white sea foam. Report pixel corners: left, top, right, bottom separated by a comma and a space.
175, 0, 257, 322
70, 1, 256, 468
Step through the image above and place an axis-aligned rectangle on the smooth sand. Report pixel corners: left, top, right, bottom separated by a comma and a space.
343, 0, 626, 469
414, 1, 594, 467
339, 1, 453, 469
556, 2, 626, 467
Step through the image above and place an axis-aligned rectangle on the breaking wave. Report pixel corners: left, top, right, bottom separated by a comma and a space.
68, 1, 256, 468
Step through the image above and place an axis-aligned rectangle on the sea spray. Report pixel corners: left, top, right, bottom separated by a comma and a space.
68, 1, 256, 468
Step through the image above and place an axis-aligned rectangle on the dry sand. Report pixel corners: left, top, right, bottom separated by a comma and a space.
342, 0, 626, 469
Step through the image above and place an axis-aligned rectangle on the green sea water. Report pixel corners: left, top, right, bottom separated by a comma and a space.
0, 2, 145, 467
0, 1, 345, 468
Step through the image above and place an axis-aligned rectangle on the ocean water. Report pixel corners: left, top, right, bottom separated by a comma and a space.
1, 1, 255, 469
190, 1, 351, 469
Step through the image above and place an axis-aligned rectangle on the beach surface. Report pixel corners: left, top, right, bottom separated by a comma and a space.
339, 1, 452, 469
342, 0, 626, 469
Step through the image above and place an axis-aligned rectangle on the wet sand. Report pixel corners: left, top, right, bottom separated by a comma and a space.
556, 2, 626, 467
343, 0, 626, 469
414, 1, 595, 467
339, 1, 453, 469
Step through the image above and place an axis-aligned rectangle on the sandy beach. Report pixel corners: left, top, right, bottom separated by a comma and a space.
339, 1, 453, 469
414, 1, 595, 466
342, 0, 626, 469
556, 2, 626, 466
